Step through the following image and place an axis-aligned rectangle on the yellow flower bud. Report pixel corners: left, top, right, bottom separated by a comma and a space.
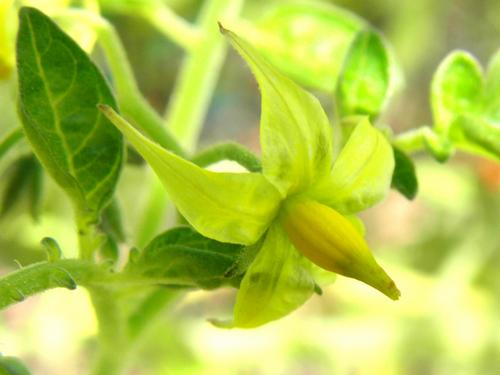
282, 199, 400, 300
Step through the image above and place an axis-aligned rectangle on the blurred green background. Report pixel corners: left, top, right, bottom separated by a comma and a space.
1, 0, 500, 374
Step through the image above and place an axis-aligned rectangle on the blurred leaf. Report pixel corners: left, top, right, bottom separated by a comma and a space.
126, 227, 244, 290
0, 128, 23, 161
1, 155, 43, 220
16, 7, 123, 221
335, 29, 392, 119
0, 355, 31, 375
391, 147, 418, 199
449, 115, 500, 160
249, 2, 364, 91
484, 48, 500, 123
431, 51, 483, 133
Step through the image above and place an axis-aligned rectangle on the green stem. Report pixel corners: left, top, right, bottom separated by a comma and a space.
0, 128, 23, 160
0, 259, 104, 309
134, 173, 170, 248
164, 0, 244, 152
393, 126, 453, 161
99, 0, 200, 50
90, 287, 129, 375
192, 142, 262, 172
138, 2, 201, 51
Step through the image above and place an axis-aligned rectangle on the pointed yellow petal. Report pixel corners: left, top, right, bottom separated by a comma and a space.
282, 199, 400, 300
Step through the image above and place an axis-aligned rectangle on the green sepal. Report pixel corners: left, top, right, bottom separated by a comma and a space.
222, 222, 316, 328
250, 2, 364, 91
431, 50, 483, 134
221, 26, 333, 196
335, 28, 393, 119
100, 105, 280, 245
310, 118, 394, 214
391, 147, 418, 200
16, 7, 123, 219
126, 227, 244, 290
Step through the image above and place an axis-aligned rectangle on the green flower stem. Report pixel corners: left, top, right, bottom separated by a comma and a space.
164, 0, 244, 152
134, 173, 169, 248
393, 126, 452, 161
191, 142, 262, 172
392, 127, 430, 153
128, 288, 182, 340
99, 0, 200, 51
137, 2, 201, 51
0, 259, 105, 309
90, 287, 129, 375
0, 127, 23, 160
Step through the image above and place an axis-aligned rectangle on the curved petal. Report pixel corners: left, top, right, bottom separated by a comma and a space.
310, 118, 394, 214
100, 106, 281, 245
222, 27, 333, 196
227, 222, 316, 328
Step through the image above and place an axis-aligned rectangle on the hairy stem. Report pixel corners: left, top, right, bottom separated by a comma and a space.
192, 142, 262, 172
0, 259, 104, 309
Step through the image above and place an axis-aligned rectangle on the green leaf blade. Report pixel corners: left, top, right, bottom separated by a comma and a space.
127, 227, 244, 290
16, 7, 123, 218
336, 29, 393, 119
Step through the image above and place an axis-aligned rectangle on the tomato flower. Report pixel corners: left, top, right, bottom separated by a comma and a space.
100, 27, 399, 328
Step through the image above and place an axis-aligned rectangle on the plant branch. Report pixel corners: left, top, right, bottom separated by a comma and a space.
192, 142, 262, 172
99, 0, 201, 50
0, 259, 105, 309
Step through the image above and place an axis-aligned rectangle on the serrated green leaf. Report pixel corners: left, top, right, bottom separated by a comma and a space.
126, 227, 244, 290
484, 48, 500, 123
222, 26, 333, 196
310, 118, 394, 214
431, 51, 483, 133
336, 29, 392, 119
100, 105, 280, 245
449, 115, 500, 160
249, 2, 364, 91
391, 147, 418, 200
0, 355, 31, 375
16, 7, 123, 219
221, 222, 315, 328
